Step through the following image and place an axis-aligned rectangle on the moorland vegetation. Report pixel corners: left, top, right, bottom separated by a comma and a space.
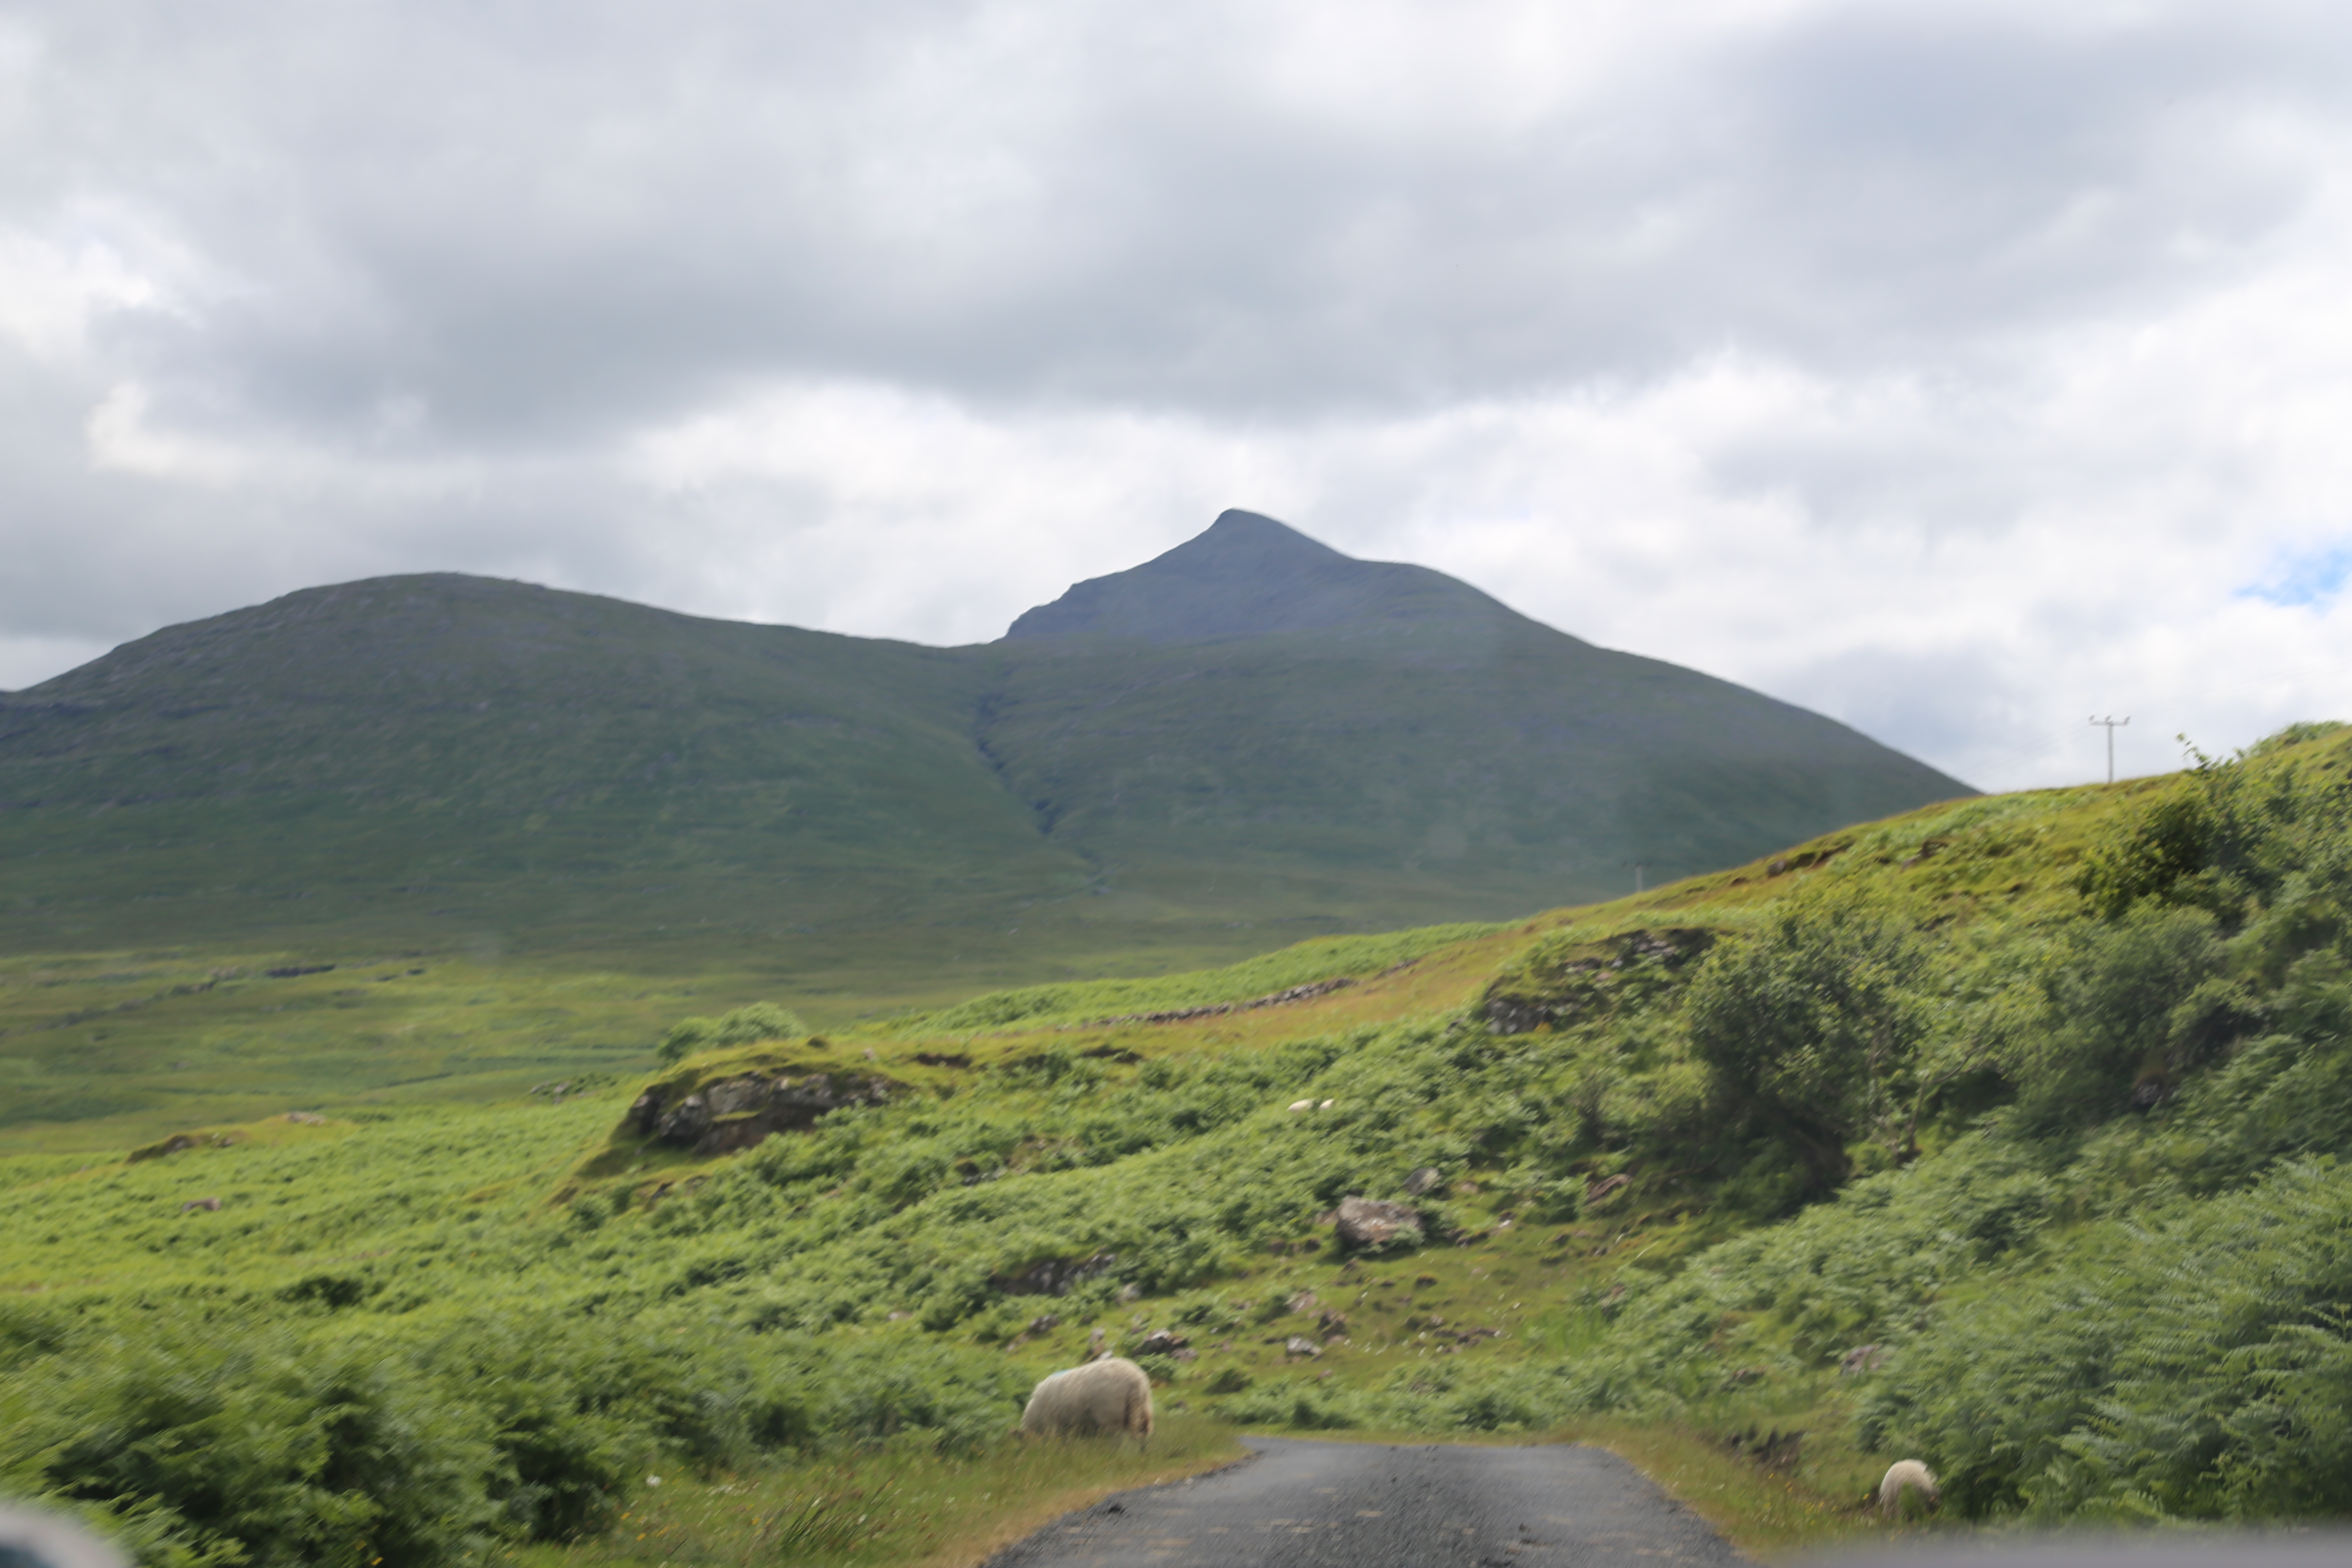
0, 514, 1966, 1141
7, 724, 2352, 1564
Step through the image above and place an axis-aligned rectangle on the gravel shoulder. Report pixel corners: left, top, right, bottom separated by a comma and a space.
982, 1435, 1749, 1568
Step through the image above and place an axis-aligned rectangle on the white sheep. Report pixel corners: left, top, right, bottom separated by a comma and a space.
1878, 1459, 1939, 1517
1287, 1099, 1315, 1112
1020, 1355, 1154, 1445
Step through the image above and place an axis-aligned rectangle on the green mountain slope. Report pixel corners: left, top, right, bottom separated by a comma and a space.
0, 511, 1967, 980
0, 573, 1091, 958
983, 514, 1966, 918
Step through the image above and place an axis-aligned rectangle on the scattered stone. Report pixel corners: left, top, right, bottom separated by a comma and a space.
1584, 1172, 1632, 1205
1286, 1290, 1320, 1314
1088, 1326, 1108, 1355
1334, 1195, 1424, 1251
1316, 1310, 1349, 1341
1840, 1344, 1886, 1375
1091, 977, 1357, 1028
1284, 1336, 1322, 1359
178, 1196, 220, 1213
282, 1111, 326, 1125
1134, 1328, 1189, 1356
1403, 1167, 1444, 1196
1029, 1314, 1062, 1335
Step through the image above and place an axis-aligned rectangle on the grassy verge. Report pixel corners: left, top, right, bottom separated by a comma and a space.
503, 1414, 1246, 1568
1560, 1417, 1933, 1563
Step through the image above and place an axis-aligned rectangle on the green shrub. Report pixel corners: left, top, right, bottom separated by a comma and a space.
658, 1001, 810, 1063
1685, 891, 1929, 1192
0, 1317, 497, 1568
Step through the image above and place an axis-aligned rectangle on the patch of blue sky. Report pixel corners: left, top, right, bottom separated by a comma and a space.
2240, 547, 2352, 608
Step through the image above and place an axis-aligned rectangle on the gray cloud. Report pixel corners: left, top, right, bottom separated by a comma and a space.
6, 0, 2352, 794
21, 0, 2339, 435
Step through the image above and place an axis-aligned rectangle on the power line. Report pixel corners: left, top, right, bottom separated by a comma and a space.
2089, 715, 2130, 784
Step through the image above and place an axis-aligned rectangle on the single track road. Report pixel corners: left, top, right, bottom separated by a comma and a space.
984, 1435, 1747, 1567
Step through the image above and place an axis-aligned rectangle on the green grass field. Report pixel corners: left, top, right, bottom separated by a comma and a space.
9, 724, 2352, 1566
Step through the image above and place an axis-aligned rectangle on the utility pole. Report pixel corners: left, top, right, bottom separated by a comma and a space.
2089, 715, 2130, 784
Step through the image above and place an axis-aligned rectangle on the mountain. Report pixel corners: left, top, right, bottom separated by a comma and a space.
0, 511, 1969, 979
1004, 508, 1507, 643
977, 511, 1969, 922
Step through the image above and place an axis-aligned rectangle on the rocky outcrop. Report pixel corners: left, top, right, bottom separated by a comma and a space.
1333, 1195, 1423, 1252
625, 1070, 896, 1157
1089, 976, 1356, 1028
1483, 927, 1715, 1036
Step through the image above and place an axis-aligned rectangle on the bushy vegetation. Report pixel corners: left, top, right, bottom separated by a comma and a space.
9, 724, 2352, 1562
656, 1001, 810, 1064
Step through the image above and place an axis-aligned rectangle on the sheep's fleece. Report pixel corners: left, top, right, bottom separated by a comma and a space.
1021, 1356, 1154, 1440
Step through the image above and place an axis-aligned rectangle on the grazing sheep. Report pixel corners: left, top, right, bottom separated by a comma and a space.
1287, 1099, 1315, 1112
1021, 1356, 1153, 1445
1878, 1460, 1939, 1516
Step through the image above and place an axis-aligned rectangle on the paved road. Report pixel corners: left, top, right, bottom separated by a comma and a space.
984, 1436, 1747, 1568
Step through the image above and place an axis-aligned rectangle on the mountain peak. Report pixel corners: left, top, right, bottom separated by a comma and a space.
1001, 509, 1521, 644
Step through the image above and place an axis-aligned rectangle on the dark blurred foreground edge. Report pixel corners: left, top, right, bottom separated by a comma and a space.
1808, 1532, 2352, 1568
0, 1505, 129, 1568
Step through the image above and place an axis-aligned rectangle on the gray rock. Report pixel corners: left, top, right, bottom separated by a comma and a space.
1284, 1335, 1323, 1358
1334, 1195, 1423, 1251
704, 1075, 773, 1115
634, 1072, 897, 1155
655, 1093, 710, 1144
1485, 996, 1551, 1035
1403, 1167, 1444, 1196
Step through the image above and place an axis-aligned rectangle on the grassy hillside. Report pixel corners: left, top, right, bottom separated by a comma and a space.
0, 517, 1969, 1147
0, 573, 1093, 959
8, 722, 2351, 1565
0, 518, 1968, 1123
979, 612, 1963, 919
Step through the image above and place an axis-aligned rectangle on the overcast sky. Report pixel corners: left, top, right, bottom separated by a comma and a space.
6, 0, 2350, 790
